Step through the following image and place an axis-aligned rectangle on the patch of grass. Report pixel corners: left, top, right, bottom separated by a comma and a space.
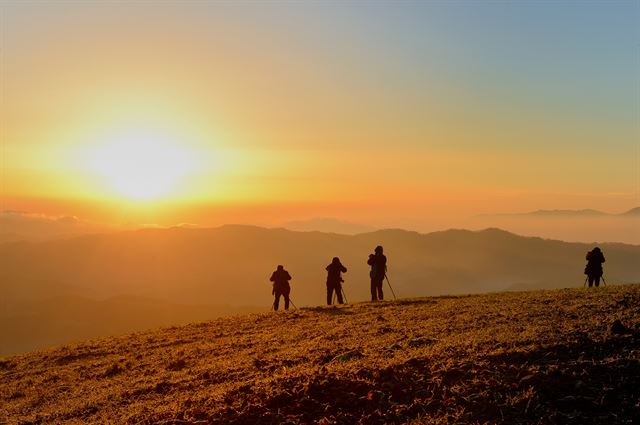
1, 285, 639, 424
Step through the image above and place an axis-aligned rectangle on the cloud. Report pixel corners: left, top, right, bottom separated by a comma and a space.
139, 223, 200, 229
0, 211, 111, 242
283, 217, 376, 235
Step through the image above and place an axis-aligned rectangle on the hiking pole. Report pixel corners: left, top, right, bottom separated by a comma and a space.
601, 276, 607, 287
384, 274, 397, 300
584, 277, 588, 288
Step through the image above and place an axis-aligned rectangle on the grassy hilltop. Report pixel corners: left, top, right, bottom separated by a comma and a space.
1, 285, 640, 424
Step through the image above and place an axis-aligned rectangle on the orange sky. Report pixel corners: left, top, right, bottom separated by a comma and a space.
1, 2, 638, 231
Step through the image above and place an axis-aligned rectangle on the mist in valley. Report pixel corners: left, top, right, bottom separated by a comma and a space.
1, 224, 639, 355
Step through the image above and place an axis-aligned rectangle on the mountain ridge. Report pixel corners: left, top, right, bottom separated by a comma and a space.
477, 206, 640, 218
2, 225, 639, 355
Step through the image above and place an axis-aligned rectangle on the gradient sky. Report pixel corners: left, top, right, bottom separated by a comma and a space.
1, 1, 638, 229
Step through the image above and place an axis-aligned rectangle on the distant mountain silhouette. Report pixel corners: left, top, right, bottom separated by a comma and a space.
526, 209, 608, 216
473, 207, 640, 244
481, 207, 640, 217
620, 207, 640, 216
282, 217, 376, 234
1, 225, 639, 354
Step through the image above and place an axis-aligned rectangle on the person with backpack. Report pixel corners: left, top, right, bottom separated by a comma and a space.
270, 265, 292, 310
584, 247, 606, 287
367, 245, 387, 301
325, 257, 347, 305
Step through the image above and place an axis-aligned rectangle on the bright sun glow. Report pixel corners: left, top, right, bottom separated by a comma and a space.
86, 130, 197, 201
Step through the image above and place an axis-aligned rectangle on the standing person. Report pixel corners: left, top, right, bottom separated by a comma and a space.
270, 265, 292, 310
367, 245, 387, 301
585, 247, 606, 287
325, 257, 347, 305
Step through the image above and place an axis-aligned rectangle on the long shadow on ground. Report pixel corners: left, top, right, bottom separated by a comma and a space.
196, 330, 640, 424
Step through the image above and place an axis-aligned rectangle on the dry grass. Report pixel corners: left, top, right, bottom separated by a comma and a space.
1, 285, 639, 424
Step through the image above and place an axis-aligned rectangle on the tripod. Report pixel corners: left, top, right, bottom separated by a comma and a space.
384, 274, 397, 300
584, 275, 607, 287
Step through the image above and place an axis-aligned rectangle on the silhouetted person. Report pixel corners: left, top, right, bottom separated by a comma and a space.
270, 265, 292, 310
325, 257, 347, 305
367, 245, 387, 301
585, 247, 605, 287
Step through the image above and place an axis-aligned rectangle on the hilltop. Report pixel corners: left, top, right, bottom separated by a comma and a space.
2, 285, 639, 424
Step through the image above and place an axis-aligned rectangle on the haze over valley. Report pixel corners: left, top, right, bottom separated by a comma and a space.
2, 224, 639, 355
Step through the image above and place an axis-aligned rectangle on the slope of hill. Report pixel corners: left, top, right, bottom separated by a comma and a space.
0, 295, 263, 355
1, 285, 639, 424
621, 207, 640, 216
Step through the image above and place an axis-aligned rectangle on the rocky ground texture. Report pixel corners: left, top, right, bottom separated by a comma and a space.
1, 285, 639, 424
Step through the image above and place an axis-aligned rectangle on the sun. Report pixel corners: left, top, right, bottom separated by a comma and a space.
86, 130, 197, 201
